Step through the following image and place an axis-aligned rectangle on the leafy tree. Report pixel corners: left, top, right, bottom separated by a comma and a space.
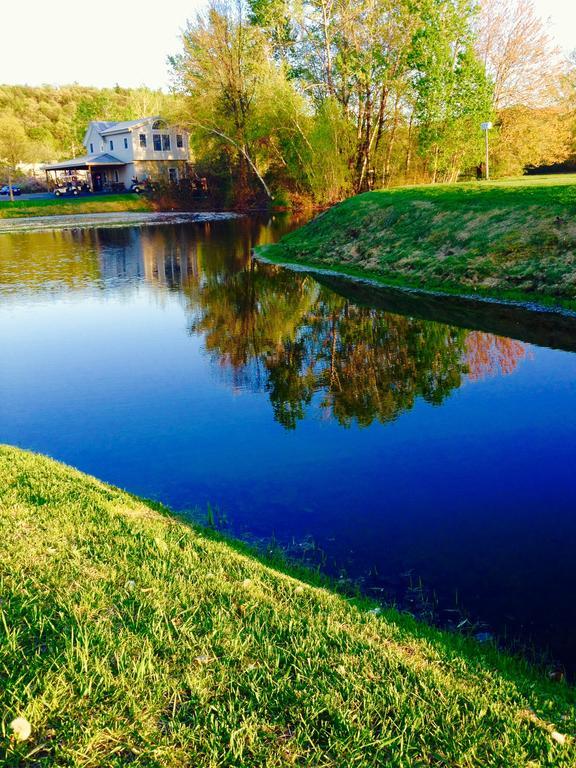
0, 112, 33, 200
170, 0, 279, 205
411, 0, 493, 182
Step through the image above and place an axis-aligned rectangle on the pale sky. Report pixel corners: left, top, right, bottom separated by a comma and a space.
0, 0, 206, 91
0, 0, 574, 91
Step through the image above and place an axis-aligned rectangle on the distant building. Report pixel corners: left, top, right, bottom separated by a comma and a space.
43, 117, 191, 191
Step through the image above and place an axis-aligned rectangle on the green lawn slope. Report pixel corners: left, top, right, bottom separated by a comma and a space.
0, 194, 152, 219
257, 176, 576, 309
1, 445, 574, 766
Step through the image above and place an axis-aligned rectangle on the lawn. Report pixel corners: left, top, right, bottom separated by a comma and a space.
1, 445, 574, 766
0, 194, 152, 219
256, 175, 576, 309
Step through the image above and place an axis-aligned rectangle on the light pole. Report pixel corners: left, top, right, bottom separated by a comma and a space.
480, 121, 493, 180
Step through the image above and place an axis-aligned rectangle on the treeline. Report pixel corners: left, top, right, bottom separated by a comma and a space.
0, 84, 175, 161
169, 0, 576, 205
2, 0, 575, 206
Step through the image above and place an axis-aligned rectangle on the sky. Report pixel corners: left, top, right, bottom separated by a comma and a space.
0, 0, 574, 91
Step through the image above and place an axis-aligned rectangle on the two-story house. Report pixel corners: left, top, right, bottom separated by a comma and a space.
44, 117, 191, 191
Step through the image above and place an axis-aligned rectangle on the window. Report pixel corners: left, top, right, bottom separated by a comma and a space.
152, 119, 167, 130
153, 134, 162, 151
114, 170, 119, 183
162, 134, 171, 151
139, 134, 147, 147
89, 143, 94, 153
168, 167, 178, 183
109, 140, 114, 151
123, 137, 128, 149
176, 134, 183, 148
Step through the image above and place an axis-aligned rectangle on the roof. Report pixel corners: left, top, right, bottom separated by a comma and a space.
43, 153, 127, 171
82, 117, 160, 146
99, 118, 155, 136
89, 121, 116, 132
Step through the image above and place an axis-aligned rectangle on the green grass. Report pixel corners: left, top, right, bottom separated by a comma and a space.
0, 195, 152, 219
1, 445, 574, 767
256, 176, 576, 309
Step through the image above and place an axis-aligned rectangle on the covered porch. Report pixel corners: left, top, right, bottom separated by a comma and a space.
43, 154, 128, 192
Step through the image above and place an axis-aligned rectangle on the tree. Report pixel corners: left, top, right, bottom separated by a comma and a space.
411, 0, 493, 182
170, 0, 279, 204
0, 112, 32, 201
475, 0, 564, 110
475, 0, 572, 174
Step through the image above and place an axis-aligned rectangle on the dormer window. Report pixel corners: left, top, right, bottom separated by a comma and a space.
152, 119, 167, 130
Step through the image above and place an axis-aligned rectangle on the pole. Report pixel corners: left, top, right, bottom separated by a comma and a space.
484, 128, 490, 181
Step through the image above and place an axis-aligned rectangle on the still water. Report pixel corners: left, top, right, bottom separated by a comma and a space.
1, 217, 575, 669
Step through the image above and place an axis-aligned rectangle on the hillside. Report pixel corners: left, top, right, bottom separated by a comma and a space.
1, 445, 574, 766
0, 84, 175, 161
256, 177, 576, 308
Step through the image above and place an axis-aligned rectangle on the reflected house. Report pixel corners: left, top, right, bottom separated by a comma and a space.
43, 117, 191, 192
93, 226, 201, 289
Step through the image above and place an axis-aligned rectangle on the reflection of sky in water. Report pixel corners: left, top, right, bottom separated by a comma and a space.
1, 220, 576, 668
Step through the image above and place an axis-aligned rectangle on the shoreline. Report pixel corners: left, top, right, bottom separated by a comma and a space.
255, 250, 576, 319
0, 210, 244, 234
255, 180, 576, 314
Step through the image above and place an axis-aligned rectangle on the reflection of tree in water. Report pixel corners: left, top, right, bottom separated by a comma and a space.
182, 259, 528, 430
465, 333, 528, 381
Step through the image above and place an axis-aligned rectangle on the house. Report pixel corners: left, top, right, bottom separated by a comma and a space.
43, 117, 191, 191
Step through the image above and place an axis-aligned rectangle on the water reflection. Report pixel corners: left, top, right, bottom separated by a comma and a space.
2, 219, 576, 671
190, 269, 528, 428
1, 220, 529, 430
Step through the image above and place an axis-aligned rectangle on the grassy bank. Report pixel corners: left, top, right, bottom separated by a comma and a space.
0, 194, 152, 219
256, 176, 576, 308
1, 446, 574, 766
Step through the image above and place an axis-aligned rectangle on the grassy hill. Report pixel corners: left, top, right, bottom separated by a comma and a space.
256, 176, 576, 309
1, 445, 574, 766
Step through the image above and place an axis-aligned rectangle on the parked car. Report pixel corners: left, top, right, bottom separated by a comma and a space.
0, 185, 22, 196
53, 183, 90, 197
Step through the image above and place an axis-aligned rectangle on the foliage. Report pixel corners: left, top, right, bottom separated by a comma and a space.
169, 0, 575, 201
0, 84, 176, 161
170, 0, 498, 202
0, 112, 36, 200
491, 106, 574, 176
1, 445, 575, 766
411, 1, 493, 182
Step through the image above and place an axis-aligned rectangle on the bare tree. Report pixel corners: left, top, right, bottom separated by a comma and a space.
476, 0, 565, 109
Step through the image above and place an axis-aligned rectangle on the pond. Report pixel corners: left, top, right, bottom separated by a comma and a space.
1, 216, 576, 671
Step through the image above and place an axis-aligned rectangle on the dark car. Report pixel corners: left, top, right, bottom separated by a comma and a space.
0, 185, 22, 196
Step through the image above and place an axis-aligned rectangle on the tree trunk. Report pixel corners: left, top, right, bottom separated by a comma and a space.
382, 95, 401, 187
405, 114, 414, 182
431, 145, 440, 184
